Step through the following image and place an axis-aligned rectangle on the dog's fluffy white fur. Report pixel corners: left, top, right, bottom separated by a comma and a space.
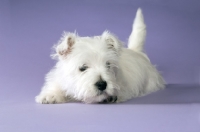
35, 8, 165, 104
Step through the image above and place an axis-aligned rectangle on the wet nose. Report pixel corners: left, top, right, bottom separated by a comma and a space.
95, 81, 107, 91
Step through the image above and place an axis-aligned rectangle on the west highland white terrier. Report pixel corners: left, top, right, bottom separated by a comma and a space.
35, 8, 165, 104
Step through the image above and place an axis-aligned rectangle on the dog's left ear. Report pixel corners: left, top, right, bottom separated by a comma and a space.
101, 31, 122, 54
52, 32, 76, 60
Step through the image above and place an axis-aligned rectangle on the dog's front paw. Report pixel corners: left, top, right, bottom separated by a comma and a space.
35, 92, 66, 104
99, 96, 117, 104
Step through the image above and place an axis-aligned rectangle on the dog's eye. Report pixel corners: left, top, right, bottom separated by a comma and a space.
79, 65, 88, 72
106, 62, 111, 68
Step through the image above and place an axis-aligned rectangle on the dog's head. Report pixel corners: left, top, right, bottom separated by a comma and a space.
52, 31, 122, 103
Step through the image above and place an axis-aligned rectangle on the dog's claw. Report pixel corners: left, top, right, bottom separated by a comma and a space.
113, 96, 117, 103
108, 96, 113, 102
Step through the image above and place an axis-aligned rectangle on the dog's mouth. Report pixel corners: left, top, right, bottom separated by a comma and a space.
98, 96, 117, 104
98, 91, 117, 103
83, 92, 117, 104
96, 90, 117, 103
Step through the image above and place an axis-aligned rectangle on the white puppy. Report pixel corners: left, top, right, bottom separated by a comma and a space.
35, 8, 165, 104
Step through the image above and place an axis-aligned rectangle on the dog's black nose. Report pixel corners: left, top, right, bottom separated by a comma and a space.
95, 81, 107, 91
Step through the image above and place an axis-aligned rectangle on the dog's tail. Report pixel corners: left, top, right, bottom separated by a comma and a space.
128, 8, 146, 52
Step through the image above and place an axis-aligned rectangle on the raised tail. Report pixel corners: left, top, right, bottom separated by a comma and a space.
128, 8, 146, 52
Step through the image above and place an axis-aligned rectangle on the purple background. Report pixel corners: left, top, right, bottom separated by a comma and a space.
0, 0, 200, 132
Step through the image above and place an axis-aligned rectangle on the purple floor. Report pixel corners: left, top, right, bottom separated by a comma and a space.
1, 0, 200, 132
0, 85, 200, 132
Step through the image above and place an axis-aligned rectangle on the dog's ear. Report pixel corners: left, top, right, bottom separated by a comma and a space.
52, 32, 76, 59
101, 31, 122, 55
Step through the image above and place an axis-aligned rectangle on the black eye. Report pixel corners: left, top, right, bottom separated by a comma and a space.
106, 62, 111, 68
79, 65, 88, 72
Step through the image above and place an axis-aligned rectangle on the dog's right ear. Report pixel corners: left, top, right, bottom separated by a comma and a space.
101, 31, 122, 55
52, 32, 76, 60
